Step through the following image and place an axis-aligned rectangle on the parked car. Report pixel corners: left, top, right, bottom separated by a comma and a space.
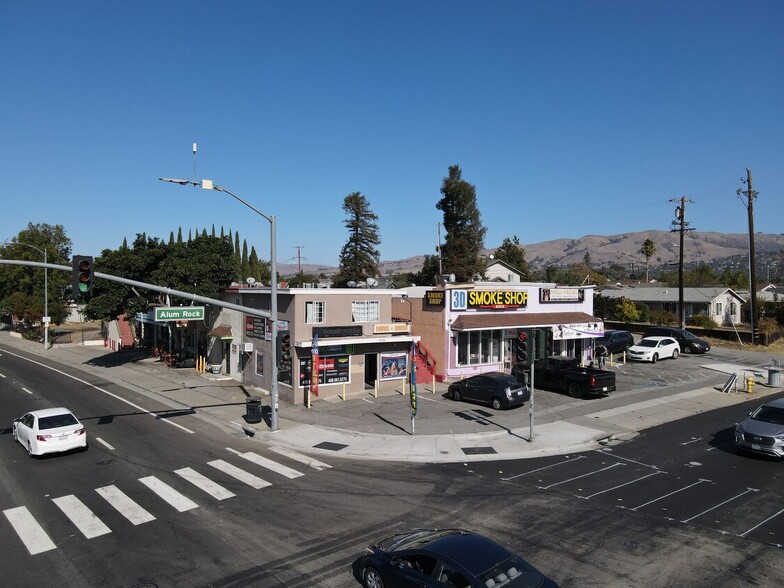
532, 356, 616, 399
448, 372, 530, 410
735, 397, 784, 458
12, 407, 87, 457
358, 528, 559, 588
627, 336, 680, 363
595, 330, 634, 354
642, 326, 710, 354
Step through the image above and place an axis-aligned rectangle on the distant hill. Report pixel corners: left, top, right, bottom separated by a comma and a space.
277, 230, 784, 278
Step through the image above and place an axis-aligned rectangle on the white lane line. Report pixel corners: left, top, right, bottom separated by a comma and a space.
631, 479, 711, 511
175, 467, 236, 500
679, 437, 703, 446
580, 470, 664, 500
95, 437, 115, 450
269, 446, 332, 471
681, 488, 759, 523
208, 460, 271, 490
3, 506, 57, 555
139, 476, 199, 512
740, 506, 784, 537
538, 462, 626, 490
22, 387, 33, 395
1, 349, 194, 434
502, 455, 587, 481
0, 372, 6, 378
238, 451, 304, 479
52, 495, 112, 539
96, 485, 156, 525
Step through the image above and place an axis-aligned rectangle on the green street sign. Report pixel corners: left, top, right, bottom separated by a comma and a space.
154, 307, 206, 322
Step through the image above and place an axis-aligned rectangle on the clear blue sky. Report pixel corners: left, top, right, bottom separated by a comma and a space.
2, 1, 782, 270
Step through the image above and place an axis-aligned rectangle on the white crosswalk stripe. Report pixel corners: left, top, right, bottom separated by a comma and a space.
208, 459, 271, 489
96, 485, 156, 525
238, 451, 305, 479
139, 476, 199, 512
3, 506, 57, 555
269, 446, 332, 471
175, 467, 236, 500
52, 495, 112, 539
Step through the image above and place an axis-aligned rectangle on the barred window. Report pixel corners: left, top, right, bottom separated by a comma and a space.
351, 300, 380, 323
305, 301, 325, 324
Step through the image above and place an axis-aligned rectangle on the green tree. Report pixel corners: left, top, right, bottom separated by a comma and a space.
333, 192, 381, 287
640, 238, 656, 283
583, 252, 592, 268
493, 236, 530, 280
436, 165, 486, 282
408, 255, 441, 286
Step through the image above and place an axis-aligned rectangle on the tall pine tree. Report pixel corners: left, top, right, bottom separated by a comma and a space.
436, 165, 486, 282
333, 192, 381, 287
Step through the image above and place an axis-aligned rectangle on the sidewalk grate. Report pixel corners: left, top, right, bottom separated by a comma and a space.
461, 446, 497, 455
313, 441, 348, 452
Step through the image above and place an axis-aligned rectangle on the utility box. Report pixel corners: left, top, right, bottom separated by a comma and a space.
767, 367, 781, 387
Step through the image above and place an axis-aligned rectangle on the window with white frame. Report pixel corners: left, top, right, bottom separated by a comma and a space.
715, 302, 723, 315
305, 300, 325, 324
351, 300, 380, 323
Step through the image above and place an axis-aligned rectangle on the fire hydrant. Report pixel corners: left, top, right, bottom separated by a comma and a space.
746, 377, 756, 394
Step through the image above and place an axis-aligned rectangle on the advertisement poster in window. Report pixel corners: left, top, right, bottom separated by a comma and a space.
255, 350, 263, 376
299, 355, 350, 386
380, 353, 408, 380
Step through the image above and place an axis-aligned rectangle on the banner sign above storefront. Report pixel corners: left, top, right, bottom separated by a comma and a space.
540, 288, 585, 303
552, 322, 603, 340
451, 289, 529, 311
425, 290, 445, 307
374, 323, 410, 334
312, 325, 363, 338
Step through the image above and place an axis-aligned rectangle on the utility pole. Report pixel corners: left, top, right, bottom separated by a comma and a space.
293, 245, 305, 276
670, 196, 694, 329
738, 168, 758, 344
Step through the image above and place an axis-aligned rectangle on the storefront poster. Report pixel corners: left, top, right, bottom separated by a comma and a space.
552, 322, 603, 340
540, 288, 585, 303
380, 353, 408, 380
298, 355, 350, 386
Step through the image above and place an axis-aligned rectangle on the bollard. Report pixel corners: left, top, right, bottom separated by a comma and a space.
374, 380, 378, 398
432, 375, 436, 394
341, 383, 346, 401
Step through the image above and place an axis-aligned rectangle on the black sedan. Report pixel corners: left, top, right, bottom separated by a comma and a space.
357, 528, 558, 588
448, 372, 530, 410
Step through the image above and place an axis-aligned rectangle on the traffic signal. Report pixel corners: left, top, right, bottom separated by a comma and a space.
72, 255, 94, 299
515, 332, 528, 363
277, 331, 291, 365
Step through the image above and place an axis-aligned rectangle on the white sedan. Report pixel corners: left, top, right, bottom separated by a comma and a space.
12, 408, 87, 457
627, 336, 680, 363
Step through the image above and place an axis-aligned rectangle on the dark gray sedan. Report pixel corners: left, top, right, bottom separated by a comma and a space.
735, 397, 784, 458
448, 372, 530, 410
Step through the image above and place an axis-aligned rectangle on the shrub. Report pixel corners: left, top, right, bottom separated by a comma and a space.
649, 310, 678, 326
687, 314, 718, 328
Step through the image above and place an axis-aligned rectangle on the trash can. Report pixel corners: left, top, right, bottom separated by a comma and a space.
245, 396, 262, 423
767, 367, 781, 387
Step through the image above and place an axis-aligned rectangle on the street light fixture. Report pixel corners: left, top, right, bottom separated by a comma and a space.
4, 241, 48, 350
160, 177, 279, 432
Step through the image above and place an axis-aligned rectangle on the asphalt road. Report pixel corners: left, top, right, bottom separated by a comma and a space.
1, 347, 783, 587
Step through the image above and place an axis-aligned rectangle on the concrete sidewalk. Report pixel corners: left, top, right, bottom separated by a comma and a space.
1, 331, 781, 463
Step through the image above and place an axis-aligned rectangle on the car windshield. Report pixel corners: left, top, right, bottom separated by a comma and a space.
683, 331, 699, 341
478, 555, 545, 587
751, 406, 784, 425
636, 340, 658, 348
38, 414, 79, 430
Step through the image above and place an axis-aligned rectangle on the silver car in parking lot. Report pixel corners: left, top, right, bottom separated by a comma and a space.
735, 397, 784, 458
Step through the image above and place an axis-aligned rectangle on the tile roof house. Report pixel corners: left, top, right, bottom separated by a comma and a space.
597, 286, 745, 326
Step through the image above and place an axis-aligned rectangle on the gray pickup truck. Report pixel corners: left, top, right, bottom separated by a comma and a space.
532, 355, 616, 398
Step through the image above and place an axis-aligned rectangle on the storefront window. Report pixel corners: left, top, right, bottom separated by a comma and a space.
457, 330, 502, 366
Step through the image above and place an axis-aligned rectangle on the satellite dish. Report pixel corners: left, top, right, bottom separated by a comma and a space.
246, 277, 256, 286
346, 280, 357, 288
367, 277, 379, 287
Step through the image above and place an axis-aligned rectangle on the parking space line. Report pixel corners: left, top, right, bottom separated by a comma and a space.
538, 462, 626, 490
630, 479, 710, 511
580, 470, 664, 500
681, 487, 759, 523
502, 455, 586, 481
595, 450, 660, 470
740, 506, 784, 537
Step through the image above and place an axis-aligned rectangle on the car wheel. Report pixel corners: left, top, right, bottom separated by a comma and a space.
568, 382, 582, 398
651, 353, 658, 363
27, 441, 34, 458
672, 349, 679, 359
491, 397, 503, 411
12, 426, 17, 442
363, 566, 385, 588
683, 345, 693, 354
451, 389, 462, 402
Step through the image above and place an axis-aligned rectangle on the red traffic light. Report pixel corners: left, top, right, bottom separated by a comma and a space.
518, 332, 527, 341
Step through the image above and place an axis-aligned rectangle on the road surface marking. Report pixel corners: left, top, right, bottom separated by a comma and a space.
139, 476, 199, 512
3, 506, 57, 555
269, 446, 332, 471
538, 462, 626, 490
208, 459, 271, 490
740, 506, 784, 537
95, 437, 115, 450
631, 479, 711, 511
580, 470, 664, 499
502, 455, 587, 481
96, 485, 156, 525
175, 467, 236, 500
681, 487, 759, 523
52, 495, 112, 538
238, 451, 304, 479
22, 387, 33, 394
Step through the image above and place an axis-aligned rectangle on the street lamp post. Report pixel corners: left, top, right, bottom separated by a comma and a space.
160, 177, 279, 432
5, 241, 48, 350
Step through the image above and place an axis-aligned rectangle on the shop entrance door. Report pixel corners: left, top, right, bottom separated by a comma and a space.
364, 353, 378, 388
